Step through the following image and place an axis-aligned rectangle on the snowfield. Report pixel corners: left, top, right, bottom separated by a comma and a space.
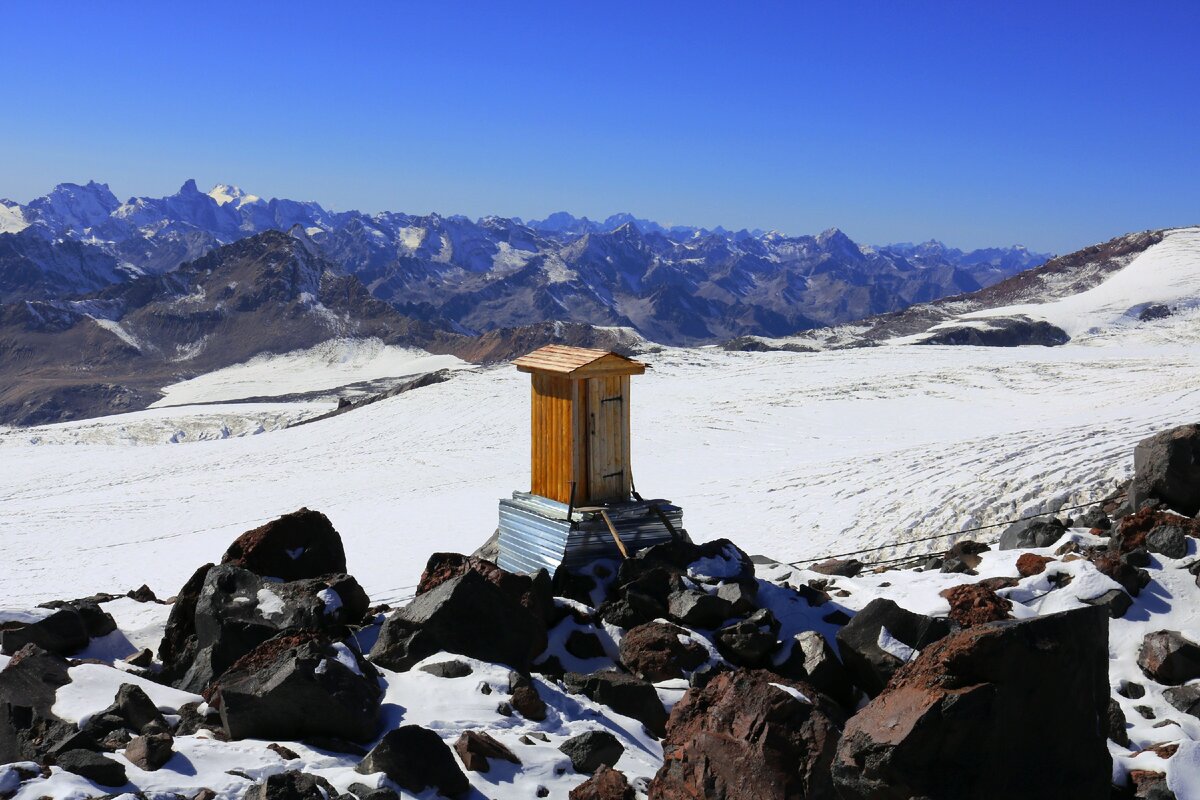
2, 310, 1199, 606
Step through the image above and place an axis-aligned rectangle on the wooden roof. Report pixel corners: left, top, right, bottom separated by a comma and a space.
514, 344, 647, 378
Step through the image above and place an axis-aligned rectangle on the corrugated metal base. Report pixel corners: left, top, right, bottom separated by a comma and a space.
497, 491, 683, 575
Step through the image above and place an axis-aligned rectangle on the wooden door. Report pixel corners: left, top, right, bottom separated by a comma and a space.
587, 375, 630, 503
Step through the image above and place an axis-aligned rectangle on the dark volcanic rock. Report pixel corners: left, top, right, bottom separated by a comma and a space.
0, 644, 76, 764
157, 562, 214, 685
244, 770, 340, 800
1082, 588, 1133, 619
714, 609, 780, 668
570, 764, 635, 800
55, 748, 127, 787
649, 668, 843, 800
810, 559, 863, 577
559, 730, 624, 774
170, 564, 369, 693
418, 659, 474, 679
563, 671, 668, 737
1163, 684, 1200, 718
565, 630, 608, 660
1130, 424, 1200, 516
417, 552, 554, 625
997, 516, 1067, 550
452, 730, 520, 772
618, 622, 708, 682
210, 631, 382, 743
0, 608, 89, 656
713, 581, 758, 615
835, 598, 951, 697
370, 570, 546, 673
666, 589, 733, 629
357, 726, 469, 797
221, 508, 347, 581
832, 606, 1111, 800
1137, 630, 1200, 685
774, 631, 855, 708
1146, 525, 1189, 559
919, 318, 1069, 347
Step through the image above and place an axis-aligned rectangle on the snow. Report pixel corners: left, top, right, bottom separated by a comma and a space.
2, 324, 1199, 605
207, 184, 261, 208
51, 663, 202, 726
876, 626, 917, 662
91, 318, 146, 351
255, 588, 286, 619
769, 682, 812, 704
150, 338, 467, 407
0, 201, 28, 234
317, 587, 343, 615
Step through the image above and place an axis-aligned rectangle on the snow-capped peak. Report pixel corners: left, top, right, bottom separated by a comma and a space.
209, 183, 261, 208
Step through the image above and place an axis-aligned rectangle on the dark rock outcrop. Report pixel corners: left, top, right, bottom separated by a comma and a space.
208, 631, 382, 743
919, 318, 1069, 347
0, 644, 76, 764
714, 609, 780, 668
997, 516, 1067, 550
832, 606, 1111, 800
168, 564, 369, 693
370, 570, 546, 673
1137, 631, 1200, 685
774, 631, 855, 708
417, 552, 554, 625
0, 608, 89, 656
244, 770, 340, 800
55, 748, 127, 787
221, 508, 347, 581
357, 726, 469, 798
124, 732, 174, 771
666, 589, 733, 629
1129, 424, 1200, 517
835, 599, 951, 697
649, 669, 843, 800
559, 730, 624, 775
563, 671, 668, 737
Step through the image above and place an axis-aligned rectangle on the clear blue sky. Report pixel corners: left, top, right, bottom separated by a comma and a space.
3, 1, 1197, 252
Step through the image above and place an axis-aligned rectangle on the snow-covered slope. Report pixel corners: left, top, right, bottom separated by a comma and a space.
151, 339, 467, 407
945, 226, 1200, 338
3, 320, 1198, 606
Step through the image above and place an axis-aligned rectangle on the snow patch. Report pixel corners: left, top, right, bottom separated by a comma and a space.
877, 626, 917, 662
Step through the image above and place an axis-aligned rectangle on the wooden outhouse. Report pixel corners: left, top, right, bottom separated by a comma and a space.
513, 345, 647, 506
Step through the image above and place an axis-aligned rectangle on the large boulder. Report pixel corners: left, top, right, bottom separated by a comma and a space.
208, 631, 382, 742
0, 608, 88, 656
835, 599, 951, 697
54, 749, 126, 787
666, 589, 733, 629
714, 609, 780, 668
649, 669, 844, 800
1130, 424, 1200, 516
559, 730, 624, 775
1137, 630, 1200, 685
618, 622, 709, 682
221, 508, 347, 581
832, 606, 1111, 800
370, 570, 546, 673
997, 516, 1067, 550
418, 553, 554, 625
563, 671, 668, 737
168, 564, 369, 693
0, 644, 76, 764
357, 726, 469, 798
157, 563, 214, 685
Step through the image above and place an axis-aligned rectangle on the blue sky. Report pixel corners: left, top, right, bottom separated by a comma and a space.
3, 2, 1197, 252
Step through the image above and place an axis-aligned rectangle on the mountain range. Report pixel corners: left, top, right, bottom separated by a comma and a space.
0, 180, 1048, 344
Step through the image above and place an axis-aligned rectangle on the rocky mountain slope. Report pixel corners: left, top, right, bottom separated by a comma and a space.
0, 180, 1048, 343
749, 226, 1197, 350
2, 425, 1199, 799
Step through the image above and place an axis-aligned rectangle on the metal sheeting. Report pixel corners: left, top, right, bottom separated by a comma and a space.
497, 491, 683, 575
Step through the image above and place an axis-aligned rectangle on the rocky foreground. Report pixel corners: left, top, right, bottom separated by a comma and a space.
2, 424, 1200, 799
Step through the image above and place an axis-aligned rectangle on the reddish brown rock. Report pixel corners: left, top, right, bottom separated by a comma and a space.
1115, 507, 1200, 553
619, 622, 709, 681
1015, 553, 1053, 577
453, 730, 520, 773
832, 606, 1111, 800
1137, 630, 1200, 685
649, 669, 843, 800
221, 508, 346, 581
938, 584, 1011, 628
570, 765, 635, 800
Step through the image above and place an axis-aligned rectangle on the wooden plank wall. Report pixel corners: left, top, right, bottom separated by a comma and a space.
531, 373, 574, 504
